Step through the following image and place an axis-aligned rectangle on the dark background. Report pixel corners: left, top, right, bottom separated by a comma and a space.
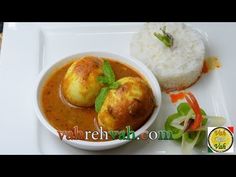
0, 22, 3, 33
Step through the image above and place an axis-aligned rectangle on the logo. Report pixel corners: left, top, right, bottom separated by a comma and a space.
57, 125, 172, 141
208, 126, 234, 153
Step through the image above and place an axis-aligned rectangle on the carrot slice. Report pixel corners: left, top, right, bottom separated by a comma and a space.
184, 92, 203, 131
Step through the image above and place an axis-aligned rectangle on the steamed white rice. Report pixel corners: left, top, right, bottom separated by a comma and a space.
130, 23, 205, 91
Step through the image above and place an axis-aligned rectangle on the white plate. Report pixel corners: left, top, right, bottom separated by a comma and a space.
0, 22, 235, 154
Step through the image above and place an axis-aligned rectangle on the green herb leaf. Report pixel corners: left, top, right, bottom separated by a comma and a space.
109, 81, 120, 89
153, 26, 174, 48
97, 75, 109, 84
103, 60, 115, 84
95, 60, 119, 113
95, 87, 110, 113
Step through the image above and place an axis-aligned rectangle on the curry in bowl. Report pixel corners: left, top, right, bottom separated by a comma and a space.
40, 56, 156, 141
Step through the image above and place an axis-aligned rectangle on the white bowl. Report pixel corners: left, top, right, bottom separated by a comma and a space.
33, 51, 162, 151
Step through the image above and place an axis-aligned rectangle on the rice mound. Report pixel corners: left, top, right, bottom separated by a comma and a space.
130, 23, 205, 91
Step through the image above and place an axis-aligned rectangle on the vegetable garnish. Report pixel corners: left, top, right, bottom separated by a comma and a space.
184, 92, 203, 131
95, 87, 109, 113
95, 60, 120, 113
154, 26, 174, 48
165, 92, 226, 153
169, 92, 186, 103
97, 60, 115, 85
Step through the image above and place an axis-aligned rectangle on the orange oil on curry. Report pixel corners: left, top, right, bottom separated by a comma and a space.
202, 56, 221, 74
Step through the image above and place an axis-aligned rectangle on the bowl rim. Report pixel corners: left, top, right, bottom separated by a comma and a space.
33, 51, 162, 148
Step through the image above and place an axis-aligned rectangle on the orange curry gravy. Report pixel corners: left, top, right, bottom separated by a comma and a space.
41, 59, 142, 141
